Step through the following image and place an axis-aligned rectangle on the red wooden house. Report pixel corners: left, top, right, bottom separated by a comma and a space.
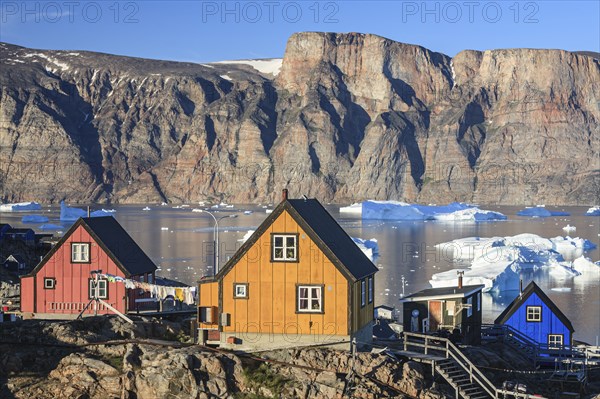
20, 216, 157, 319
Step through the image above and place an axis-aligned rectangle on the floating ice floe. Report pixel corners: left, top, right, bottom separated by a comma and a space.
351, 237, 379, 262
244, 210, 253, 215
39, 223, 63, 230
60, 201, 116, 221
0, 202, 42, 212
431, 233, 594, 292
517, 206, 570, 217
340, 201, 506, 221
21, 215, 49, 223
572, 256, 600, 275
562, 224, 576, 233
586, 206, 600, 216
142, 206, 151, 211
239, 230, 255, 243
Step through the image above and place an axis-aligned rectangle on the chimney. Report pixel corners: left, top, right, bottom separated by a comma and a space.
519, 278, 523, 296
87, 206, 90, 218
282, 189, 288, 202
457, 270, 464, 289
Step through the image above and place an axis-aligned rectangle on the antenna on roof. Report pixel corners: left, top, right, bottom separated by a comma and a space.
302, 194, 308, 201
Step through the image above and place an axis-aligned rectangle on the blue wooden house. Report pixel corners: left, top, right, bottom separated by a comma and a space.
495, 281, 574, 348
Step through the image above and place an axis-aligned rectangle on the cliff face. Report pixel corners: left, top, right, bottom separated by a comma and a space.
1, 33, 598, 205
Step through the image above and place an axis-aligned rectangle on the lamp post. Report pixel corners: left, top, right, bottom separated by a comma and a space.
198, 210, 237, 275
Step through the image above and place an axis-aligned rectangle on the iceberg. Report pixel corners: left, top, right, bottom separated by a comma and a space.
352, 237, 379, 262
60, 201, 115, 221
586, 206, 600, 216
517, 206, 570, 217
432, 233, 593, 292
0, 201, 42, 211
239, 230, 255, 243
21, 215, 50, 223
342, 201, 506, 221
39, 223, 63, 230
572, 256, 600, 274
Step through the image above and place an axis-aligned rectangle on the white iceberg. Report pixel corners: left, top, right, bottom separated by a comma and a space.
341, 201, 506, 221
352, 237, 379, 262
517, 206, 570, 217
572, 256, 600, 274
562, 224, 576, 233
239, 230, 255, 243
39, 223, 63, 230
431, 233, 593, 292
586, 206, 600, 216
21, 215, 49, 223
0, 202, 42, 211
60, 201, 115, 221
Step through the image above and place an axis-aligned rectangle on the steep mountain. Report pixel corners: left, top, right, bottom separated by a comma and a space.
1, 33, 598, 205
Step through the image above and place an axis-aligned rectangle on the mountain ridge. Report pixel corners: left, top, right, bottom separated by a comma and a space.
1, 32, 598, 205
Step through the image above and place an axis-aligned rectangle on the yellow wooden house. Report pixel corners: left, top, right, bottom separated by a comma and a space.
197, 190, 378, 350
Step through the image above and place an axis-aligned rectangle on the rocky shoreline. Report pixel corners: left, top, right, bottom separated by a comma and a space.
2, 316, 599, 399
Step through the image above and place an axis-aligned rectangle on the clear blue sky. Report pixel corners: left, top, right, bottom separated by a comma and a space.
1, 1, 598, 61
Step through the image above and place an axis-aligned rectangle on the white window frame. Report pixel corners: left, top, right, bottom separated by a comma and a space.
89, 279, 108, 299
234, 283, 248, 299
297, 285, 322, 312
548, 334, 563, 348
44, 278, 55, 289
361, 280, 366, 307
71, 243, 90, 263
368, 277, 373, 304
526, 306, 542, 322
272, 234, 298, 261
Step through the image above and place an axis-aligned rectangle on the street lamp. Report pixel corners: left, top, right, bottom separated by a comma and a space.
197, 210, 237, 275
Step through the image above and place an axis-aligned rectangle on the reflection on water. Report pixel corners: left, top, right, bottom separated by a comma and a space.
2, 204, 599, 343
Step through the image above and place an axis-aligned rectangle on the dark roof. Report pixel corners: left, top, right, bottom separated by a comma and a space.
27, 217, 156, 278
494, 281, 574, 332
7, 228, 34, 234
0, 223, 11, 229
217, 198, 378, 282
373, 319, 397, 339
81, 217, 157, 276
400, 285, 484, 302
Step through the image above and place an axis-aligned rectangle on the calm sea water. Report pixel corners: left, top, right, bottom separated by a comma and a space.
2, 204, 599, 343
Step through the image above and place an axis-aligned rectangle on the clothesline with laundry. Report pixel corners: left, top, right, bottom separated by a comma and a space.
95, 273, 197, 305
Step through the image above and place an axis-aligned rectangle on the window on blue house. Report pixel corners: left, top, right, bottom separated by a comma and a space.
548, 334, 563, 348
526, 306, 542, 322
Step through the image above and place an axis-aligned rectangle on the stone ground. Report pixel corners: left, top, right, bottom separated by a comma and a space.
1, 316, 598, 398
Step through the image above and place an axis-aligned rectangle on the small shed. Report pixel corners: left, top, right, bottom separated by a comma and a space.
400, 280, 484, 345
3, 255, 27, 273
495, 281, 574, 348
375, 305, 395, 320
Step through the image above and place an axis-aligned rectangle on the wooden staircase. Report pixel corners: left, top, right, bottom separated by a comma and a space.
435, 358, 490, 399
401, 332, 546, 399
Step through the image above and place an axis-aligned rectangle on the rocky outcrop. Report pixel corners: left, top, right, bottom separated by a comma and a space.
1, 33, 598, 205
0, 317, 440, 399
